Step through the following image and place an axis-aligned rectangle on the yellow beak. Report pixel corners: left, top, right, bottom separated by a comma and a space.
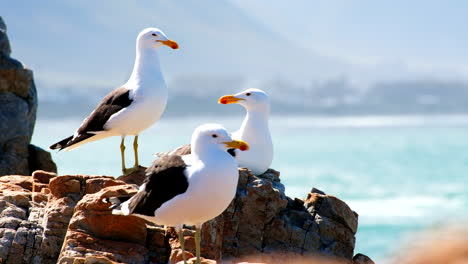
223, 140, 249, 151
157, 39, 179, 49
218, 95, 245, 105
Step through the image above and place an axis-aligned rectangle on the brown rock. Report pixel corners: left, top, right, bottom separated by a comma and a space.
59, 231, 149, 264
116, 166, 147, 185
0, 166, 365, 263
84, 176, 126, 194
170, 248, 195, 264
32, 169, 56, 192
0, 175, 33, 191
49, 176, 83, 198
177, 257, 217, 264
305, 192, 358, 233
32, 191, 49, 204
67, 185, 146, 244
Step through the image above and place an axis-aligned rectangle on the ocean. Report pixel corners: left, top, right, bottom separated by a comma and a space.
32, 115, 468, 262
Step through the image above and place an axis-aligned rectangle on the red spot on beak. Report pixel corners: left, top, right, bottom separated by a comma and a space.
240, 145, 248, 151
220, 99, 227, 104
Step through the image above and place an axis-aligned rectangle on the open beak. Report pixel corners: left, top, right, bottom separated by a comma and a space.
157, 39, 179, 49
223, 140, 249, 151
218, 95, 245, 105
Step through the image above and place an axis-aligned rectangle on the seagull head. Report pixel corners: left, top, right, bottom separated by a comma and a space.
192, 124, 249, 156
218, 88, 270, 112
137, 27, 179, 50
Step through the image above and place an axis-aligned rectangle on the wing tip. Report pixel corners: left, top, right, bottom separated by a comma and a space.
50, 135, 74, 151
49, 143, 62, 150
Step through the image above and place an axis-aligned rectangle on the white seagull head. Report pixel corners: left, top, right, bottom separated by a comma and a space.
191, 124, 249, 156
218, 88, 270, 112
136, 27, 179, 50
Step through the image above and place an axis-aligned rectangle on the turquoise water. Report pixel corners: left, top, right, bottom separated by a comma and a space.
32, 115, 468, 261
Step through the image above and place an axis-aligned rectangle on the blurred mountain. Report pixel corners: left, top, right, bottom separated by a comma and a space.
38, 77, 468, 118
3, 1, 468, 118
3, 0, 345, 88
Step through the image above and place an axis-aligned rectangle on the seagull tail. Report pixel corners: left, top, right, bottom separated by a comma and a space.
49, 132, 109, 151
104, 196, 132, 215
49, 135, 74, 150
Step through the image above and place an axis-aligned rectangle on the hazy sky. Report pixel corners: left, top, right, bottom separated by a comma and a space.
234, 0, 468, 63
3, 0, 468, 89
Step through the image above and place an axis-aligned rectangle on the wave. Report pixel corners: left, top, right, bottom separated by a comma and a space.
347, 195, 467, 225
270, 114, 468, 128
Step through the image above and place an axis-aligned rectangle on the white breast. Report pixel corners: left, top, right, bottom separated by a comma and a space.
104, 79, 168, 135
233, 128, 273, 175
152, 155, 239, 227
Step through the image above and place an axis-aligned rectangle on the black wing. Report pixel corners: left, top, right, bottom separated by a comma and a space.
50, 87, 133, 150
126, 155, 189, 216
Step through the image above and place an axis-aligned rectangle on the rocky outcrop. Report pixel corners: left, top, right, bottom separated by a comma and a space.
0, 16, 56, 176
0, 168, 371, 264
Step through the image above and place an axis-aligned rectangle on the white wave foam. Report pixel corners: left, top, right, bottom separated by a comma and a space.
271, 114, 468, 128
348, 195, 466, 225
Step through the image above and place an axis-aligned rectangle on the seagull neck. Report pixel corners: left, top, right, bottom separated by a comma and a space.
128, 47, 163, 83
192, 147, 224, 162
240, 107, 270, 133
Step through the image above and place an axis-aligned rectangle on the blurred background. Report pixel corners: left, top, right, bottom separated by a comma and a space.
3, 0, 468, 262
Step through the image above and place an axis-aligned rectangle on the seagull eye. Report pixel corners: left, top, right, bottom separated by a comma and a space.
246, 93, 251, 96
152, 33, 157, 37
212, 134, 218, 138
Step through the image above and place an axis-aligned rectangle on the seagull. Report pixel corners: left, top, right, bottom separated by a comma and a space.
49, 28, 178, 175
218, 88, 273, 175
108, 124, 249, 264
154, 88, 273, 175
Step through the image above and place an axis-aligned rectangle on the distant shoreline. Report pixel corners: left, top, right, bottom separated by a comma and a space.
37, 113, 468, 128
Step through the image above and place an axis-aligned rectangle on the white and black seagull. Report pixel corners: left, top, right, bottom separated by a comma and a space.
49, 27, 179, 174
108, 124, 249, 264
219, 88, 273, 175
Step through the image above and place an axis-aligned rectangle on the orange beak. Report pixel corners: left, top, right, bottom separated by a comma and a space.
223, 140, 249, 151
218, 95, 244, 105
158, 39, 179, 49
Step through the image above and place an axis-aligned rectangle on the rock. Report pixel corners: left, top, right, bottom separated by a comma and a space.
0, 174, 43, 264
177, 257, 217, 264
32, 170, 56, 193
116, 166, 147, 185
171, 248, 195, 264
0, 17, 11, 55
0, 168, 367, 263
28, 144, 57, 174
0, 175, 33, 191
167, 169, 359, 262
353, 253, 375, 264
305, 192, 358, 233
0, 16, 55, 176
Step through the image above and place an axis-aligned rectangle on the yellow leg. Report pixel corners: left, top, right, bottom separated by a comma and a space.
195, 227, 201, 264
120, 136, 126, 174
179, 230, 187, 264
133, 135, 139, 168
